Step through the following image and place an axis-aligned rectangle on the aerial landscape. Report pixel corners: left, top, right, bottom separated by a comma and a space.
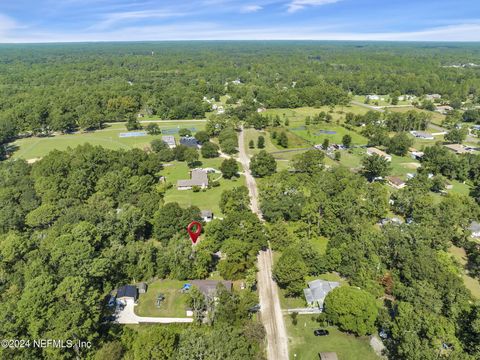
0, 1, 480, 360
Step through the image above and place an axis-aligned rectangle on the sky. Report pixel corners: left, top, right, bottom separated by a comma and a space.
0, 0, 479, 43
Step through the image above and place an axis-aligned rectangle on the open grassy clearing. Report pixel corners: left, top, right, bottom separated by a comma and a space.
162, 158, 245, 216
12, 121, 206, 160
135, 279, 189, 318
290, 124, 369, 147
286, 316, 379, 360
353, 94, 413, 107
448, 246, 480, 299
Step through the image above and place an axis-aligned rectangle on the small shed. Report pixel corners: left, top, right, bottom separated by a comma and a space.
137, 282, 148, 294
319, 352, 339, 360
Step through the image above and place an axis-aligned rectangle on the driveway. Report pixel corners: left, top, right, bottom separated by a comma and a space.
114, 299, 193, 324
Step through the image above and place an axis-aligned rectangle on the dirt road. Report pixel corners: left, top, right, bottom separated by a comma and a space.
238, 126, 289, 360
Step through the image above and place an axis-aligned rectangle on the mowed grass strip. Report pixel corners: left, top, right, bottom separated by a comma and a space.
135, 279, 189, 318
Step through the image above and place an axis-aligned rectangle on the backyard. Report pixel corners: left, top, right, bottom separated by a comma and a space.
135, 279, 190, 318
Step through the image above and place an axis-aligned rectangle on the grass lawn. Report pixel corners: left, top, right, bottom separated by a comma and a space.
448, 246, 480, 299
12, 121, 206, 160
290, 124, 368, 147
135, 279, 189, 318
162, 158, 245, 216
286, 316, 379, 360
389, 154, 421, 178
244, 128, 281, 156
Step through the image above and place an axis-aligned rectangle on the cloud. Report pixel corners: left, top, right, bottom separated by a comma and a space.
91, 9, 186, 30
0, 14, 19, 35
287, 0, 341, 13
241, 4, 263, 13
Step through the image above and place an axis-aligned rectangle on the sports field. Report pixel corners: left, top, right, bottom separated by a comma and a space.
12, 121, 206, 160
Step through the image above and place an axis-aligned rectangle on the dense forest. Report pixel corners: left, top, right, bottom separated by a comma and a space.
261, 163, 480, 359
1, 41, 480, 145
0, 145, 264, 359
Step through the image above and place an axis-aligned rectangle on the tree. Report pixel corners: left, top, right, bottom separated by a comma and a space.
200, 141, 219, 158
220, 158, 239, 179
445, 128, 467, 144
151, 139, 168, 153
324, 286, 378, 336
292, 149, 324, 174
257, 136, 265, 149
219, 186, 250, 214
361, 153, 391, 181
128, 326, 178, 360
248, 140, 254, 149
334, 151, 341, 161
273, 248, 307, 296
342, 134, 352, 148
194, 130, 210, 144
285, 118, 290, 126
277, 132, 289, 148
184, 147, 199, 167
387, 132, 414, 156
250, 150, 277, 177
178, 128, 192, 137
322, 138, 329, 150
145, 123, 160, 135
126, 114, 141, 131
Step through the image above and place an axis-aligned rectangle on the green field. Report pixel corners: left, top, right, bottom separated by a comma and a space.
290, 125, 369, 147
12, 121, 206, 160
287, 317, 379, 360
448, 246, 480, 299
135, 279, 189, 317
353, 94, 413, 107
162, 158, 245, 216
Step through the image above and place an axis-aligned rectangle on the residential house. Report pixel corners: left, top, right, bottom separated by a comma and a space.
444, 143, 470, 154
201, 210, 213, 222
162, 135, 176, 149
117, 285, 138, 302
387, 176, 407, 189
177, 169, 209, 190
410, 151, 425, 160
410, 131, 434, 140
367, 147, 392, 161
436, 105, 453, 114
180, 136, 200, 148
190, 280, 232, 301
469, 222, 480, 238
366, 94, 380, 101
303, 279, 340, 310
425, 94, 442, 100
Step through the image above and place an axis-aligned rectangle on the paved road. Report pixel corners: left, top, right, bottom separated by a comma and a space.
115, 299, 193, 325
238, 126, 289, 360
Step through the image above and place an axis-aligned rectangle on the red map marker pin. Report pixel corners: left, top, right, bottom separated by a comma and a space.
187, 221, 202, 244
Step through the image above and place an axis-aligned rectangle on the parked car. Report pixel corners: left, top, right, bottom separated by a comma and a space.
313, 329, 329, 336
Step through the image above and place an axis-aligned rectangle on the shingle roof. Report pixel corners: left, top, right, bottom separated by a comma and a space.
117, 285, 138, 300
304, 279, 340, 307
190, 280, 232, 297
177, 169, 209, 188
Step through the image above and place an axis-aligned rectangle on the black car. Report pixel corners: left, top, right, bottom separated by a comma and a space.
313, 329, 329, 336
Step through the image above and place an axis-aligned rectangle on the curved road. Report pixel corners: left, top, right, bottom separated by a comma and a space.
238, 126, 289, 360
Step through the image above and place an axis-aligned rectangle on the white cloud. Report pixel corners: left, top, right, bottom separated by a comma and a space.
241, 4, 263, 13
287, 0, 342, 13
0, 14, 19, 36
91, 9, 186, 30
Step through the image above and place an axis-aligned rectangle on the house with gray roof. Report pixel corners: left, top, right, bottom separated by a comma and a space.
303, 279, 340, 310
162, 135, 176, 148
177, 169, 209, 190
190, 280, 232, 300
